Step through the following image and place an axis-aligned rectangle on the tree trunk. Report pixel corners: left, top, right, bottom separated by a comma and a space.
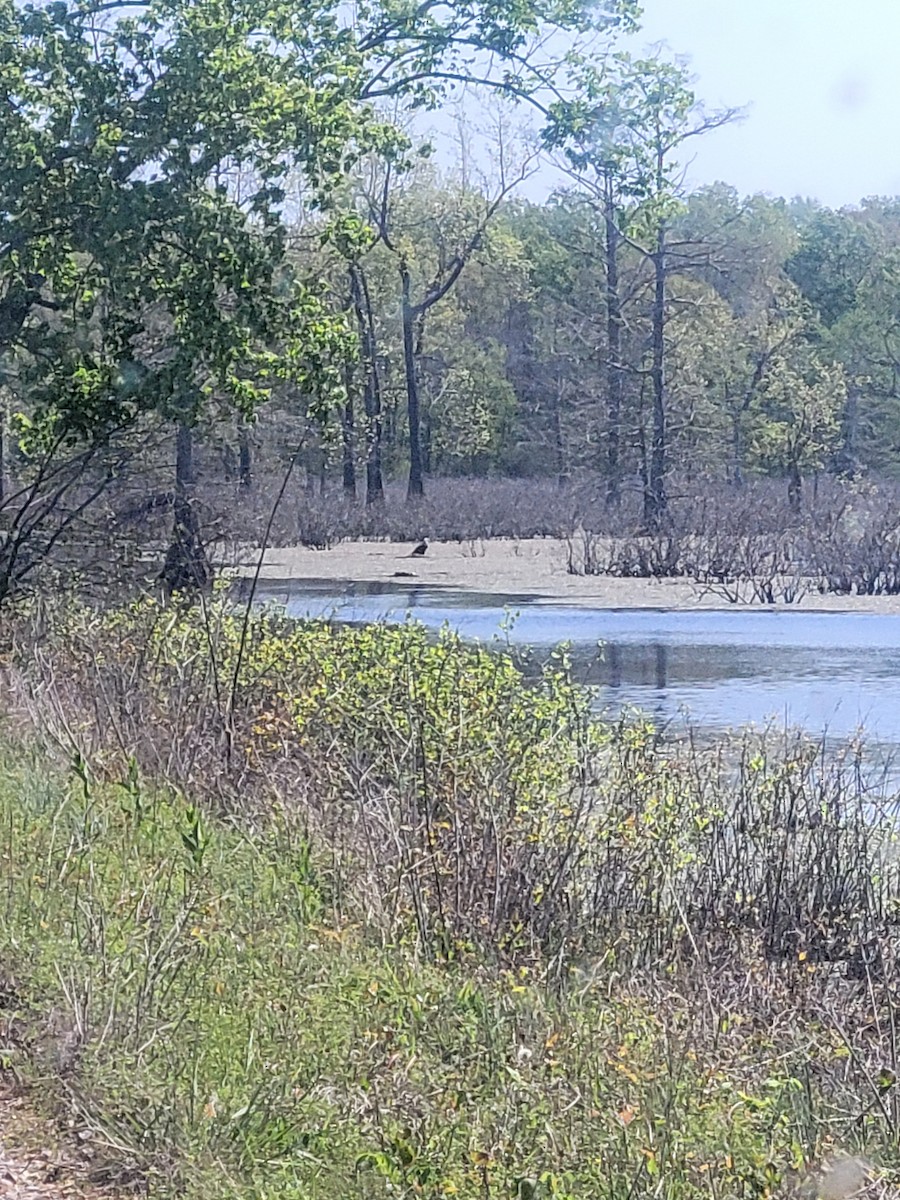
731, 411, 744, 487
637, 415, 648, 500
0, 277, 41, 357
222, 441, 237, 481
787, 461, 802, 513
836, 385, 859, 477
349, 264, 384, 505
340, 364, 357, 496
604, 168, 624, 507
553, 374, 568, 487
644, 222, 668, 532
400, 256, 425, 500
422, 409, 433, 475
0, 392, 5, 508
160, 420, 211, 597
238, 423, 252, 490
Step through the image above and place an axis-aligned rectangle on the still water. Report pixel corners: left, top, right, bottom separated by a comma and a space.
249, 578, 900, 754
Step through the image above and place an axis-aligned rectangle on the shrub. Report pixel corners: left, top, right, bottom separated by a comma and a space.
3, 741, 900, 1200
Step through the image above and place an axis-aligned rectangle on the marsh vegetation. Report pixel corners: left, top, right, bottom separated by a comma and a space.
1, 601, 900, 1198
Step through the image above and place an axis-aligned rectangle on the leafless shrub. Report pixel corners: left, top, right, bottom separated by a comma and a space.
807, 491, 900, 596
8, 599, 900, 980
0, 419, 173, 605
566, 477, 900, 603
199, 475, 597, 547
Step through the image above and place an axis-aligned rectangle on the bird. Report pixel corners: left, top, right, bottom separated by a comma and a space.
410, 539, 428, 557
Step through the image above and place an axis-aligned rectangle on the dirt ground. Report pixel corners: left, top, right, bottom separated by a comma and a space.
0, 1085, 109, 1200
234, 537, 900, 614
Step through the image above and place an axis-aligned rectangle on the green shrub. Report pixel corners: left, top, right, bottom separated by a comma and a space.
4, 602, 900, 1199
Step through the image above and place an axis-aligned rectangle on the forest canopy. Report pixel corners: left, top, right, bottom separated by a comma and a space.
0, 0, 895, 597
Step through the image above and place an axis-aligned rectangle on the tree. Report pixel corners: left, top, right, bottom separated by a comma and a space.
749, 348, 846, 510
811, 204, 900, 475
349, 260, 388, 503
786, 207, 879, 328
547, 54, 739, 527
345, 0, 637, 501
364, 155, 534, 498
676, 185, 798, 315
0, 0, 357, 600
0, 0, 638, 598
713, 285, 812, 486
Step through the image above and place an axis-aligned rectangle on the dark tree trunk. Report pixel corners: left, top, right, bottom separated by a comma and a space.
340, 366, 357, 497
0, 280, 40, 512
400, 256, 424, 500
0, 277, 42, 355
787, 462, 802, 513
733, 355, 771, 487
836, 386, 859, 476
349, 265, 384, 505
422, 410, 433, 475
644, 222, 668, 532
160, 420, 211, 596
222, 441, 237, 481
553, 375, 568, 487
731, 412, 744, 488
637, 417, 648, 499
238, 423, 252, 490
604, 168, 624, 507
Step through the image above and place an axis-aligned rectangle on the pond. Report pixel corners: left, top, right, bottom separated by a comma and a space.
248, 577, 900, 759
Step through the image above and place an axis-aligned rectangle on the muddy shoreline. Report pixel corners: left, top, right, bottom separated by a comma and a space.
231, 537, 900, 614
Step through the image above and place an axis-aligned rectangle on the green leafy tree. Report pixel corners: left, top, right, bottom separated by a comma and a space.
817, 204, 900, 475
358, 152, 531, 497
0, 0, 357, 598
546, 53, 739, 526
716, 285, 812, 486
748, 348, 846, 510
1, 0, 639, 596
786, 207, 879, 328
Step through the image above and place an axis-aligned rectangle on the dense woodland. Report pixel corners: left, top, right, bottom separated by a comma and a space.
2, 0, 900, 599
292, 178, 900, 504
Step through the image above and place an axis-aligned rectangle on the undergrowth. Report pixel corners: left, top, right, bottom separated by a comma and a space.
1, 599, 900, 1198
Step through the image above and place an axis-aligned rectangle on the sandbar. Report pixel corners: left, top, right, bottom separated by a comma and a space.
233, 538, 900, 614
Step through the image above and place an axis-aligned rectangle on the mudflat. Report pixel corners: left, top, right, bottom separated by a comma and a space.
234, 537, 900, 613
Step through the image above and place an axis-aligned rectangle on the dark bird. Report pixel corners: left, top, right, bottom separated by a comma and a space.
410, 539, 428, 557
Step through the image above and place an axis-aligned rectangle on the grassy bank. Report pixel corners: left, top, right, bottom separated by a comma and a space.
2, 600, 900, 1198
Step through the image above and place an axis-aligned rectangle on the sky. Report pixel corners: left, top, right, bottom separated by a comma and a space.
628, 0, 900, 206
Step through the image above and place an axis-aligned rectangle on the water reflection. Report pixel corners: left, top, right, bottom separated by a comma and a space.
655, 643, 667, 691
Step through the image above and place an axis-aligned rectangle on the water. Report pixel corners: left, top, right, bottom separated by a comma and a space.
247, 577, 900, 755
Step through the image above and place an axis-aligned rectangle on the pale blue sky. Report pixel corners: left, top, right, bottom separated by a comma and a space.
630, 0, 900, 205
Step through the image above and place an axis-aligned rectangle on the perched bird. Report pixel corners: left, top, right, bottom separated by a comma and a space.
410, 539, 428, 557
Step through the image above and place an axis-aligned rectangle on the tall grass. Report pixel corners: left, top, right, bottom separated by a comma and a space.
2, 599, 900, 1197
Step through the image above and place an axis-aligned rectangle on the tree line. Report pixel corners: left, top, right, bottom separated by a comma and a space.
0, 0, 896, 601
